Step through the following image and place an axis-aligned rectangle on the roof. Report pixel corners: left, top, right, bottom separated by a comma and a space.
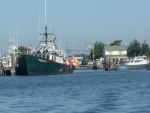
104, 45, 127, 51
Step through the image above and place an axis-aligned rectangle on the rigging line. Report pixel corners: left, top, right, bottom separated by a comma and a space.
35, 37, 45, 50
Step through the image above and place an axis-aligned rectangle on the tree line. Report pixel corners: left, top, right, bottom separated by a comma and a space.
87, 39, 150, 60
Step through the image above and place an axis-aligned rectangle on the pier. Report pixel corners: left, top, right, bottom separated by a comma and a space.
76, 64, 93, 70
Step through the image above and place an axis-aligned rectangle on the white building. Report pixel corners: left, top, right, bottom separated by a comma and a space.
103, 45, 127, 70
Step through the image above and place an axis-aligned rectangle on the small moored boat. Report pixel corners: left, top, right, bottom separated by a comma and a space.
116, 56, 149, 70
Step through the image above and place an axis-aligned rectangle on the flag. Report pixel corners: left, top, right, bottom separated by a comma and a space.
27, 44, 31, 49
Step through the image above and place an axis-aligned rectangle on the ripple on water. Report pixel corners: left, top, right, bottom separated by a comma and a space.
0, 70, 150, 113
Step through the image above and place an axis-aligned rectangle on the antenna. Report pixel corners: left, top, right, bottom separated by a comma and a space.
17, 25, 18, 56
17, 25, 18, 39
3, 45, 4, 57
13, 23, 15, 38
9, 26, 10, 39
45, 0, 47, 26
53, 25, 54, 34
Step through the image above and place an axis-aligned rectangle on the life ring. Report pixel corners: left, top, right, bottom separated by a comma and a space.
66, 61, 70, 66
71, 58, 78, 67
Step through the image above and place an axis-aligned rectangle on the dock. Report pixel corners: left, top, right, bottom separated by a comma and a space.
76, 64, 93, 70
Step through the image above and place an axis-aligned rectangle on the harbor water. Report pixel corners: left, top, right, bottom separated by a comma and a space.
1, 70, 150, 113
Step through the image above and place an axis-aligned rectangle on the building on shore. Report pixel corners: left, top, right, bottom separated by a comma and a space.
103, 45, 127, 70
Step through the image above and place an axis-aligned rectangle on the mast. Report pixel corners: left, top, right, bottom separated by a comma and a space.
38, 9, 40, 41
45, 0, 46, 26
44, 0, 48, 44
45, 26, 48, 44
40, 0, 54, 45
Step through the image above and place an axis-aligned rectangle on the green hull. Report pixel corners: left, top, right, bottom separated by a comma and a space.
16, 55, 74, 75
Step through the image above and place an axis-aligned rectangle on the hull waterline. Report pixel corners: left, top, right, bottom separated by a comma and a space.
16, 55, 74, 75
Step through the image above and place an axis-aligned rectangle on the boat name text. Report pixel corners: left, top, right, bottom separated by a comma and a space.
38, 59, 47, 63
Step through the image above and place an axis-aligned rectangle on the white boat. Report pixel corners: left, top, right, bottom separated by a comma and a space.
0, 38, 21, 75
1, 55, 12, 68
116, 56, 149, 70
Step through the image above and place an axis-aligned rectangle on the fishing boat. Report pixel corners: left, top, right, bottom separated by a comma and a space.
116, 56, 149, 70
15, 0, 77, 75
15, 25, 76, 75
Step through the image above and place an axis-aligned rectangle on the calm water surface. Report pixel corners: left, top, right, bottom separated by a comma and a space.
0, 70, 150, 113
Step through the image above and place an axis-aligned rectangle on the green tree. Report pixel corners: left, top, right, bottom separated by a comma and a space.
127, 39, 141, 57
74, 54, 87, 59
127, 39, 150, 57
110, 40, 122, 46
141, 40, 150, 56
88, 41, 105, 60
18, 46, 27, 54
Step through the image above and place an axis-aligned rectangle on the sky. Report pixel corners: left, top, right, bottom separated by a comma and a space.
0, 0, 150, 54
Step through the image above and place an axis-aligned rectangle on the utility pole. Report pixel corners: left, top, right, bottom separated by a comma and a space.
67, 42, 68, 57
85, 43, 86, 60
93, 43, 94, 62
